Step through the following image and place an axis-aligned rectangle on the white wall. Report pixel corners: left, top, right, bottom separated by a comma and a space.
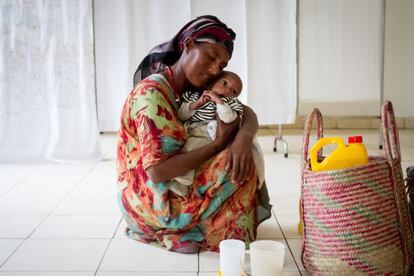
384, 0, 414, 117
94, 0, 191, 132
298, 0, 382, 116
298, 0, 414, 118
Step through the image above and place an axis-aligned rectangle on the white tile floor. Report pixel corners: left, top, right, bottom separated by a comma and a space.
0, 129, 413, 276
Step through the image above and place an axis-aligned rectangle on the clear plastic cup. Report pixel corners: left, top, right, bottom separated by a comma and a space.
219, 239, 246, 276
250, 240, 285, 276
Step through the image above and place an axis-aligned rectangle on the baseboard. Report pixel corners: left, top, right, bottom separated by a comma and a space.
260, 116, 414, 129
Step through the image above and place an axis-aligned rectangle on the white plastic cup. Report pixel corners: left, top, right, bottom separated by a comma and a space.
250, 240, 285, 276
219, 239, 246, 276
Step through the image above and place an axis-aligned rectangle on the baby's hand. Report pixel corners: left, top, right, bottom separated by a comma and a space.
189, 93, 210, 110
203, 90, 224, 104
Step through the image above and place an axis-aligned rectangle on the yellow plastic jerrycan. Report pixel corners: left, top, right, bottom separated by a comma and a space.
310, 136, 369, 171
298, 136, 369, 235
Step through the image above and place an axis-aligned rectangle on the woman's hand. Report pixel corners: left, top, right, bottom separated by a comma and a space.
213, 115, 239, 151
225, 105, 258, 185
226, 130, 255, 184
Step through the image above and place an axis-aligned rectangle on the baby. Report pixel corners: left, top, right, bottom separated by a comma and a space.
180, 70, 244, 139
171, 71, 264, 196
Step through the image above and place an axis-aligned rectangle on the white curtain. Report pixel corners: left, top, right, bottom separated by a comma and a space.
94, 0, 297, 131
299, 0, 382, 116
94, 0, 191, 131
0, 0, 102, 162
246, 0, 297, 124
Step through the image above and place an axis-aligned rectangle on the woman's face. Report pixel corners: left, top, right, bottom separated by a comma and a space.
183, 41, 231, 88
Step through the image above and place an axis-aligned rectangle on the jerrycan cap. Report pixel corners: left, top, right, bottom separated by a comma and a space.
348, 135, 363, 144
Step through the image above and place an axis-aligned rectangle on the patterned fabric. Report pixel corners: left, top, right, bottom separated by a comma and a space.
181, 91, 243, 124
117, 72, 271, 253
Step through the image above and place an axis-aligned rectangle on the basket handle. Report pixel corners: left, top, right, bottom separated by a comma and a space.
302, 108, 324, 172
381, 100, 401, 163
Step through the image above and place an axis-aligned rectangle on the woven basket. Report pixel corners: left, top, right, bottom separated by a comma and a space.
300, 101, 414, 275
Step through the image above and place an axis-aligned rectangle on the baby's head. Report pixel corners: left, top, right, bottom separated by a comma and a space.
209, 71, 242, 97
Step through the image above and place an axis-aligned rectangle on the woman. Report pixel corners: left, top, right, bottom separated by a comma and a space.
117, 15, 271, 253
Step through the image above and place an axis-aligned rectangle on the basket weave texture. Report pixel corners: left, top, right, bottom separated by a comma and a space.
301, 101, 414, 275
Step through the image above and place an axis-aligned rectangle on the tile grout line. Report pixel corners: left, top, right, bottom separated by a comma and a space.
111, 216, 123, 239
93, 238, 113, 276
5, 238, 113, 240
0, 162, 110, 275
272, 209, 303, 276
0, 164, 50, 268
0, 163, 48, 196
0, 270, 95, 273
197, 250, 200, 275
25, 162, 100, 240
0, 162, 101, 270
0, 239, 25, 269
93, 206, 124, 275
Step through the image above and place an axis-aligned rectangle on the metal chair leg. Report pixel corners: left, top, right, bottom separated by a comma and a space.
379, 122, 383, 150
273, 124, 289, 158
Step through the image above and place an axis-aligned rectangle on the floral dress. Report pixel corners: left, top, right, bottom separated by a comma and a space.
117, 70, 271, 253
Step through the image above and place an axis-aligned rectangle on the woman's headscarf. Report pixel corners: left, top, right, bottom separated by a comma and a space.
133, 15, 236, 86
